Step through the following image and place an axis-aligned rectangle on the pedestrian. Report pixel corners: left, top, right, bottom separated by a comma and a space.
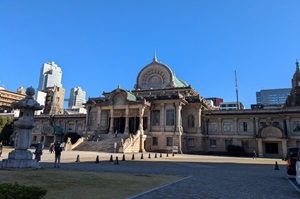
0, 142, 3, 157
253, 151, 257, 159
49, 143, 54, 153
34, 142, 43, 167
115, 130, 118, 138
54, 142, 62, 168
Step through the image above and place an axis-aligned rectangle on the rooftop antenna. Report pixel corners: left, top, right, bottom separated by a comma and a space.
235, 70, 240, 110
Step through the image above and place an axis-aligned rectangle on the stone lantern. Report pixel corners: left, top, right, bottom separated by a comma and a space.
1, 87, 44, 168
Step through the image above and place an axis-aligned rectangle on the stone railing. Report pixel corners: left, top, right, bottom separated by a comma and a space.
121, 130, 141, 153
68, 137, 84, 150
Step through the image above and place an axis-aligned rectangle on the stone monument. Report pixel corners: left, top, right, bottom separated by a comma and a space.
1, 87, 44, 168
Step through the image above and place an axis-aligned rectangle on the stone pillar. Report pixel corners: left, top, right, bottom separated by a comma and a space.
176, 103, 182, 132
257, 138, 263, 157
218, 118, 222, 134
286, 117, 291, 135
109, 108, 114, 133
249, 118, 254, 133
160, 103, 165, 132
255, 117, 259, 136
125, 107, 129, 134
139, 107, 145, 132
147, 110, 151, 133
97, 107, 102, 129
233, 118, 238, 134
282, 139, 287, 159
197, 106, 202, 134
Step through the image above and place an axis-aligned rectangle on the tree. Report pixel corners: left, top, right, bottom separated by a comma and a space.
0, 115, 14, 145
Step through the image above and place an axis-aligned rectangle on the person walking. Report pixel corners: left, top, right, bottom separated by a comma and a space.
54, 142, 62, 168
34, 142, 43, 168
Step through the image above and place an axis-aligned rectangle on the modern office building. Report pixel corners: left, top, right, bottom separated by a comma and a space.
219, 102, 245, 110
68, 87, 86, 108
0, 87, 26, 114
37, 61, 62, 91
256, 88, 291, 106
36, 61, 65, 114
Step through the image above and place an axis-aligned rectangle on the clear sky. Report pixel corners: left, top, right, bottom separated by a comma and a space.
1, 0, 299, 109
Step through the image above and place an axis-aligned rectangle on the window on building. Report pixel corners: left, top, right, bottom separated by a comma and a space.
151, 110, 160, 126
225, 139, 232, 147
188, 114, 195, 128
33, 136, 37, 142
166, 137, 173, 146
210, 139, 216, 148
239, 122, 248, 132
242, 140, 249, 150
223, 122, 233, 132
188, 138, 194, 147
208, 122, 218, 132
166, 109, 175, 126
293, 121, 300, 132
152, 137, 158, 146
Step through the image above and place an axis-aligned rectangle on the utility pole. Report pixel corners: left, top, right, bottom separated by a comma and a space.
235, 70, 240, 110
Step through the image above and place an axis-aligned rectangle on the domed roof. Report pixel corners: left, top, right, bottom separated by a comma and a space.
135, 55, 188, 90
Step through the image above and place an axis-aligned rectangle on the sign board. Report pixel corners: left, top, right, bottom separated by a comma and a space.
172, 146, 178, 153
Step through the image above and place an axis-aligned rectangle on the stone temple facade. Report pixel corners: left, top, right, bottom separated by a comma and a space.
84, 55, 212, 154
32, 57, 300, 158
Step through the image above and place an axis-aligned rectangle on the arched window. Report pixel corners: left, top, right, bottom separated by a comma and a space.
188, 114, 195, 128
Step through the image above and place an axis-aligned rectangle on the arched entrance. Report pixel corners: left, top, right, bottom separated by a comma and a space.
259, 126, 286, 158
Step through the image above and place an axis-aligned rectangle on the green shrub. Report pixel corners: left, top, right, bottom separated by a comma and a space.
0, 183, 47, 199
226, 144, 245, 156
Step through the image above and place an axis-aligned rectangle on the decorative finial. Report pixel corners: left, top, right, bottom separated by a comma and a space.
296, 59, 299, 72
118, 84, 120, 89
153, 49, 157, 62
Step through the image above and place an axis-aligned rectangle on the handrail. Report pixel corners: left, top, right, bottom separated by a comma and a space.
122, 130, 141, 152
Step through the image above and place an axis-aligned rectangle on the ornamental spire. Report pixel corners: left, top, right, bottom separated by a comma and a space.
153, 49, 157, 62
296, 59, 299, 72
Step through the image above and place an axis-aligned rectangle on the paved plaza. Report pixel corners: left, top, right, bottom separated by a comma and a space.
1, 148, 300, 199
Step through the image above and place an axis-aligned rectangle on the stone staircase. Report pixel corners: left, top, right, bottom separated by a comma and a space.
73, 134, 129, 153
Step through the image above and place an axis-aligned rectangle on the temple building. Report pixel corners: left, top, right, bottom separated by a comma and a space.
30, 57, 300, 158
84, 55, 212, 153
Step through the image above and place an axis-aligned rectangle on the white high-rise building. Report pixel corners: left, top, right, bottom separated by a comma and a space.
68, 87, 86, 108
37, 61, 62, 91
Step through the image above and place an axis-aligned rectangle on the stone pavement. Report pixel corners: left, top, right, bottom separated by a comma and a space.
1, 148, 300, 199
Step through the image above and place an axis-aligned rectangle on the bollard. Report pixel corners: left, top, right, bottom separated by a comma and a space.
141, 153, 144, 159
132, 154, 135, 160
274, 161, 279, 170
172, 152, 174, 157
109, 155, 113, 162
95, 155, 99, 163
114, 157, 119, 165
148, 153, 151, 159
75, 155, 80, 162
122, 154, 126, 161
155, 153, 157, 158
160, 153, 162, 158
166, 153, 169, 157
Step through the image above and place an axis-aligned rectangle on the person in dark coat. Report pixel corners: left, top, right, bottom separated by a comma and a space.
34, 142, 43, 167
54, 142, 62, 168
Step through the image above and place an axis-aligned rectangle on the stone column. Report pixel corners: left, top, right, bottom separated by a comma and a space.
257, 138, 263, 157
197, 106, 202, 134
160, 103, 165, 132
176, 103, 182, 132
139, 106, 145, 132
147, 110, 151, 132
218, 118, 222, 134
97, 107, 102, 130
249, 118, 254, 133
282, 139, 287, 159
255, 117, 259, 136
109, 108, 114, 133
286, 117, 291, 136
124, 107, 129, 134
233, 118, 238, 134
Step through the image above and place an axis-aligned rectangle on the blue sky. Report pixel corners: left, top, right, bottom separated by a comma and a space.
1, 0, 299, 108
